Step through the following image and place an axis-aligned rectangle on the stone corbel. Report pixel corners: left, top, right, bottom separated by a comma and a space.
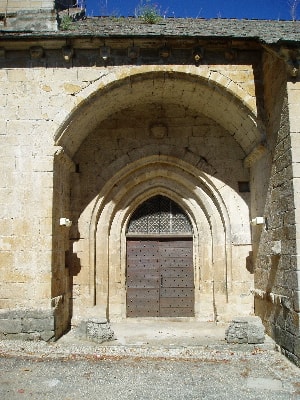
54, 146, 76, 172
29, 46, 44, 60
62, 45, 74, 62
279, 46, 300, 77
193, 47, 204, 65
224, 48, 237, 61
244, 143, 267, 168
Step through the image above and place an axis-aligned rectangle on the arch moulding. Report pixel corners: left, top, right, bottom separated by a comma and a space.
84, 155, 234, 322
54, 65, 262, 157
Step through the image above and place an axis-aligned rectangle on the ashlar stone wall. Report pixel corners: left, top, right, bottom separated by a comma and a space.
0, 66, 71, 339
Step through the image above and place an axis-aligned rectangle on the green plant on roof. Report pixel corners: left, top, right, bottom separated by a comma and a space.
60, 14, 73, 31
135, 0, 162, 24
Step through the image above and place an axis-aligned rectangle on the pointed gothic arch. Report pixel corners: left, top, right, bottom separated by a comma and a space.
78, 155, 245, 321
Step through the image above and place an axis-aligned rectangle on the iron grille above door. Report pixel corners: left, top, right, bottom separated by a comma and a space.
127, 195, 193, 235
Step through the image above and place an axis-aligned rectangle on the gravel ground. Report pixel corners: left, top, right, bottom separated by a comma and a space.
1, 338, 300, 399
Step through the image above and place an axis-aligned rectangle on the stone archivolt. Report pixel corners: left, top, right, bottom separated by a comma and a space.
69, 155, 251, 322
55, 67, 261, 157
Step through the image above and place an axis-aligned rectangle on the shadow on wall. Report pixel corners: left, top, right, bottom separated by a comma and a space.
246, 251, 254, 274
66, 245, 82, 276
266, 254, 280, 295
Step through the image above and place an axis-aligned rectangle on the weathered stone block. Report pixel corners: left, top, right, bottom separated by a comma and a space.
7, 332, 41, 341
0, 309, 21, 319
23, 309, 53, 319
294, 336, 300, 358
0, 319, 22, 334
226, 319, 248, 343
21, 317, 54, 333
280, 330, 295, 353
0, 308, 55, 341
86, 319, 114, 342
282, 348, 300, 368
294, 290, 300, 312
40, 330, 55, 341
225, 316, 265, 344
74, 318, 115, 343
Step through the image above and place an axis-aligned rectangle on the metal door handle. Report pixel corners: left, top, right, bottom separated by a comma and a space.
160, 275, 163, 287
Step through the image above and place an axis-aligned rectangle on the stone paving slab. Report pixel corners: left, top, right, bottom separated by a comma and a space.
0, 321, 300, 399
1, 346, 300, 400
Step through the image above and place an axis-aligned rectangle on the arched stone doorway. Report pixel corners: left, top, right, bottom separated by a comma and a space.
126, 195, 194, 317
53, 68, 259, 325
81, 154, 251, 323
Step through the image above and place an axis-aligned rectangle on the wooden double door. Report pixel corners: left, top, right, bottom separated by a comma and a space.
126, 238, 194, 317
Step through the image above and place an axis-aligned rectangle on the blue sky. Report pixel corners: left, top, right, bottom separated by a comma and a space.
84, 0, 297, 20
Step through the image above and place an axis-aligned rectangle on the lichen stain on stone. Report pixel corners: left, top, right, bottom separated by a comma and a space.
63, 83, 82, 95
42, 85, 52, 92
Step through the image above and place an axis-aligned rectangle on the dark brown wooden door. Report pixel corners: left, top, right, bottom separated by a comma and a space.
126, 238, 194, 317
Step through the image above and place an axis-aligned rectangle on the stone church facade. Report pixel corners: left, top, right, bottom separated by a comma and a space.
1, 2, 300, 365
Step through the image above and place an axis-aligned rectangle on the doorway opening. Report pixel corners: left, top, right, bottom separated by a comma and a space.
126, 195, 194, 317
